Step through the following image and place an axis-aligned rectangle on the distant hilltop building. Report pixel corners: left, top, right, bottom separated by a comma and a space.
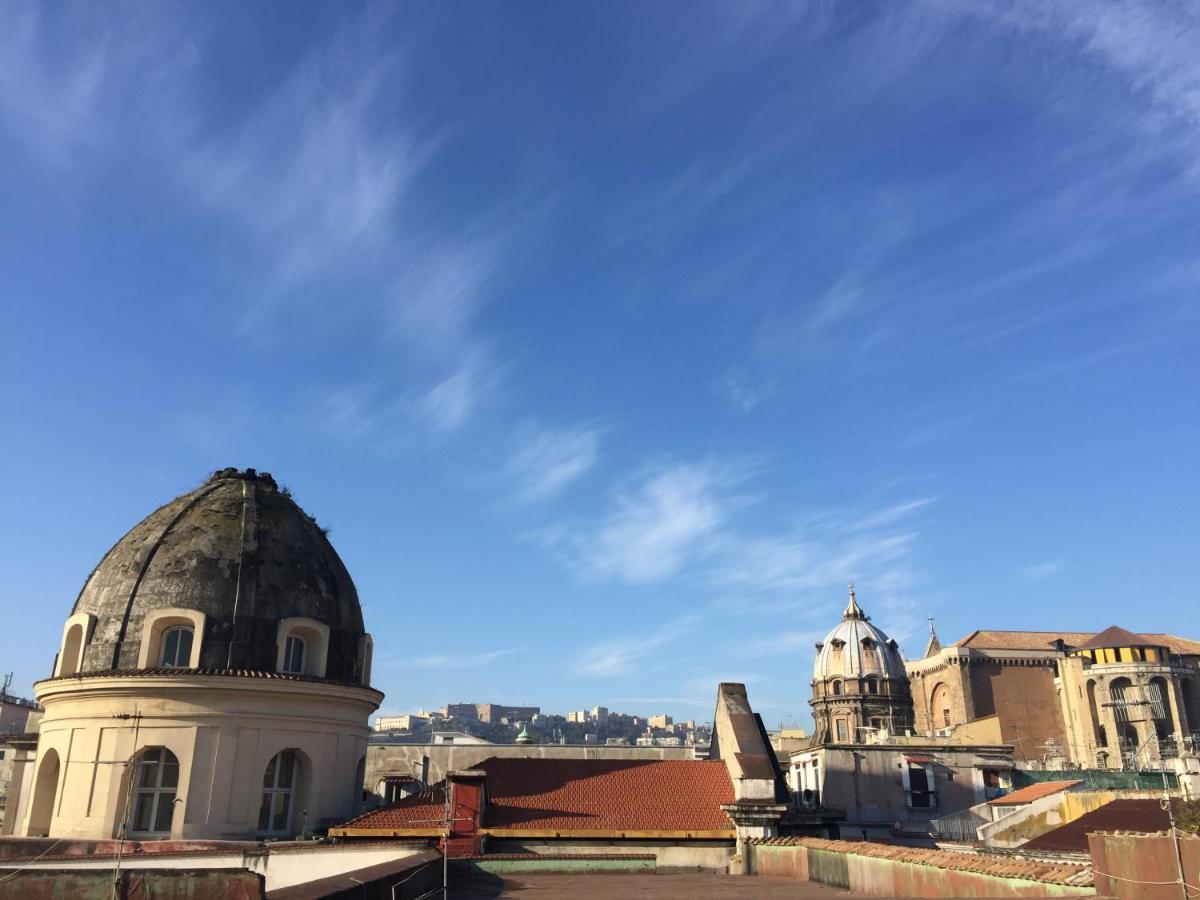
442, 703, 540, 724
3, 468, 382, 840
376, 714, 427, 732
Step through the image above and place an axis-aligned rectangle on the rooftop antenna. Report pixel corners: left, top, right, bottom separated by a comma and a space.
1, 672, 11, 699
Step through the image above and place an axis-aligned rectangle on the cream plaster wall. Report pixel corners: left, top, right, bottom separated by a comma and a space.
25, 673, 381, 841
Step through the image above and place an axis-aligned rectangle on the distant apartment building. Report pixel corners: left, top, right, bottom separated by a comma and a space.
649, 714, 673, 729
476, 704, 539, 724
0, 688, 41, 828
441, 703, 540, 724
376, 714, 427, 732
590, 706, 609, 722
567, 710, 588, 723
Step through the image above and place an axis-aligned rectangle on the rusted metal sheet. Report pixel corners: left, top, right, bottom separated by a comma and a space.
1089, 831, 1200, 900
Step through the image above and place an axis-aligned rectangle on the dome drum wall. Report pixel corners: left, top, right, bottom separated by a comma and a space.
67, 470, 368, 683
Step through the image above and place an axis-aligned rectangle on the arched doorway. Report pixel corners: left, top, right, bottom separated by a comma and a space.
1182, 679, 1200, 736
352, 756, 366, 815
930, 682, 952, 730
1148, 677, 1175, 745
1086, 680, 1104, 746
1110, 677, 1139, 762
27, 749, 60, 836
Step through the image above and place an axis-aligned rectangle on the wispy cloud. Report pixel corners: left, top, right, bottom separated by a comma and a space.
945, 1, 1200, 162
1022, 561, 1062, 581
1, 6, 518, 442
739, 629, 825, 657
311, 348, 504, 447
713, 369, 774, 414
0, 5, 190, 163
388, 647, 525, 670
575, 616, 699, 677
182, 43, 423, 284
505, 422, 603, 502
714, 528, 919, 597
414, 351, 501, 437
562, 461, 752, 584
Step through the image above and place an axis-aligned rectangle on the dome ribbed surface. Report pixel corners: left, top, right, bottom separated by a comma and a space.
812, 587, 907, 680
68, 468, 365, 681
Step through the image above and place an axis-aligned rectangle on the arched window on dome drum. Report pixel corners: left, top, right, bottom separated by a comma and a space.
159, 626, 193, 668
132, 747, 179, 836
259, 751, 298, 835
865, 677, 878, 695
831, 680, 842, 696
283, 636, 306, 675
60, 624, 84, 676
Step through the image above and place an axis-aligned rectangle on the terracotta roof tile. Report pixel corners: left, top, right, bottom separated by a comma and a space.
36, 667, 378, 690
1075, 626, 1157, 650
988, 780, 1082, 805
750, 837, 1093, 886
341, 787, 448, 830
339, 758, 735, 834
1021, 799, 1171, 853
953, 630, 1200, 655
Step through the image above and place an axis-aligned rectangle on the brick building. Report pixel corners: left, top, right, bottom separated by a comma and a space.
906, 626, 1200, 768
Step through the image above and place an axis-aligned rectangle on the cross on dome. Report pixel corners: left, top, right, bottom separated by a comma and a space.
843, 582, 866, 620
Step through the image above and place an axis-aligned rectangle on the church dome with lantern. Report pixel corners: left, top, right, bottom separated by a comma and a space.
810, 585, 915, 743
22, 469, 382, 843
812, 585, 908, 683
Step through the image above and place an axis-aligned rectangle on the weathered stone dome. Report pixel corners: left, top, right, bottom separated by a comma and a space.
67, 468, 366, 682
812, 585, 907, 681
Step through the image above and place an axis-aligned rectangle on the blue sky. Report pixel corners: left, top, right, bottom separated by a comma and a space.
1, 1, 1197, 729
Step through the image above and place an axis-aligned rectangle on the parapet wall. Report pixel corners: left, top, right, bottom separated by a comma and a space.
366, 742, 692, 788
749, 837, 1095, 898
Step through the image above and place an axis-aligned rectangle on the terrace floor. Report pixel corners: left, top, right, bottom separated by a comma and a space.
448, 872, 851, 898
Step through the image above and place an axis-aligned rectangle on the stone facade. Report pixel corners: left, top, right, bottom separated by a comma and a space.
907, 650, 1067, 761
906, 627, 1200, 769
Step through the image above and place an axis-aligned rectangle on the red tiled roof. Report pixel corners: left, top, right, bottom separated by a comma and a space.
35, 667, 380, 690
1076, 626, 1157, 650
953, 630, 1200, 655
341, 787, 449, 830
989, 780, 1082, 806
1021, 799, 1171, 853
338, 758, 736, 835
